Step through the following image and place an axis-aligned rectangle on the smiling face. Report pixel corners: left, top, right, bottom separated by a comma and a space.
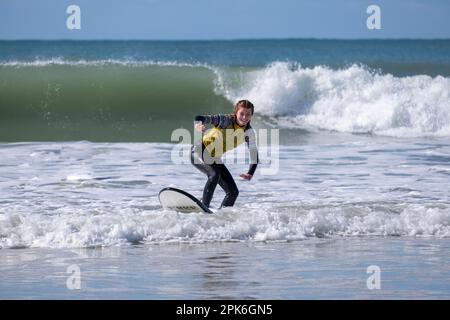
235, 106, 253, 127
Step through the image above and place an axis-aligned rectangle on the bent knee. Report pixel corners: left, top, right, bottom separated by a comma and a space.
230, 187, 239, 198
207, 171, 221, 182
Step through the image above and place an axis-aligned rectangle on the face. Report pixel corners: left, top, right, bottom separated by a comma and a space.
235, 107, 253, 126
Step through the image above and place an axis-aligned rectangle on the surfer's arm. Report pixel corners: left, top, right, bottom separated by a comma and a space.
194, 114, 234, 128
245, 128, 259, 176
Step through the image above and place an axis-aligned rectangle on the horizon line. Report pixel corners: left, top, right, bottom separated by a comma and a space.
1, 37, 450, 42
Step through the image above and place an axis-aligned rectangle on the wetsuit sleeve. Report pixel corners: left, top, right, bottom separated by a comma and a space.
245, 128, 259, 176
194, 114, 234, 128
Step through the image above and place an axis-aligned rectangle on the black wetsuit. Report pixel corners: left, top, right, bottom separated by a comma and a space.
191, 114, 258, 208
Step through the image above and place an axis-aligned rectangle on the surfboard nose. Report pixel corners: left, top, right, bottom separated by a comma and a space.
159, 187, 213, 214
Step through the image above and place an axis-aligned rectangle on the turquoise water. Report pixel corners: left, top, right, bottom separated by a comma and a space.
2, 40, 450, 71
1, 39, 449, 141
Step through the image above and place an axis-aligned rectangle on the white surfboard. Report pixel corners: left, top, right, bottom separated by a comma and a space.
158, 187, 213, 214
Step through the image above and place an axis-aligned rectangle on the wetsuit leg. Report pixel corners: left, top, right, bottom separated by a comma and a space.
201, 165, 221, 208
190, 145, 239, 208
190, 146, 221, 208
217, 165, 239, 208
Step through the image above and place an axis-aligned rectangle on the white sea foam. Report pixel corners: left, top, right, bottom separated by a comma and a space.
1, 203, 449, 248
217, 62, 450, 137
1, 134, 450, 248
1, 141, 450, 248
66, 174, 93, 181
0, 58, 213, 69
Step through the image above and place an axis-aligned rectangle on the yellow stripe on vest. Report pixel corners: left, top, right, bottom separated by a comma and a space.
203, 122, 246, 158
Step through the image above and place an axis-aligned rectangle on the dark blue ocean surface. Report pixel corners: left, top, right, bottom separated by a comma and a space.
1, 39, 449, 75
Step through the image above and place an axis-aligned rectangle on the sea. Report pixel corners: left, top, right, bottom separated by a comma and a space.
0, 39, 449, 299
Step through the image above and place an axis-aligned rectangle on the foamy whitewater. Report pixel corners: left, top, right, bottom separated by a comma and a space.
216, 62, 450, 137
1, 138, 449, 249
1, 40, 450, 299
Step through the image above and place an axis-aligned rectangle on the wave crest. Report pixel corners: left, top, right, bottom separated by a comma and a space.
218, 62, 450, 137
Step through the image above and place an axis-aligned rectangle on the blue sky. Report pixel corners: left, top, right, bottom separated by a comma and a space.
1, 0, 449, 40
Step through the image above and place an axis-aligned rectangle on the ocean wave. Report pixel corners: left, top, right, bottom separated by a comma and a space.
0, 58, 213, 69
2, 59, 449, 140
0, 60, 229, 141
217, 62, 450, 137
1, 204, 449, 248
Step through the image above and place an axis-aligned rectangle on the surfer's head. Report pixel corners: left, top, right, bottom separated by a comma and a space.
234, 99, 254, 127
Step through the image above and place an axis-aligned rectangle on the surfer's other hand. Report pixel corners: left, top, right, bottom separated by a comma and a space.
240, 173, 253, 181
195, 122, 206, 132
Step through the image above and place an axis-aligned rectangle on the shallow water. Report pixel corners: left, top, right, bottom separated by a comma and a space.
1, 238, 449, 299
0, 139, 449, 249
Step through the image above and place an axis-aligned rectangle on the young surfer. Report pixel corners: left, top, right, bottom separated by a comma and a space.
191, 100, 259, 209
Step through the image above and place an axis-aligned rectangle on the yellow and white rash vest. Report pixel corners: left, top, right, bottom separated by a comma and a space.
195, 114, 259, 175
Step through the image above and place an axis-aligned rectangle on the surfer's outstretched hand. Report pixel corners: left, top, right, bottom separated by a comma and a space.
240, 173, 253, 181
